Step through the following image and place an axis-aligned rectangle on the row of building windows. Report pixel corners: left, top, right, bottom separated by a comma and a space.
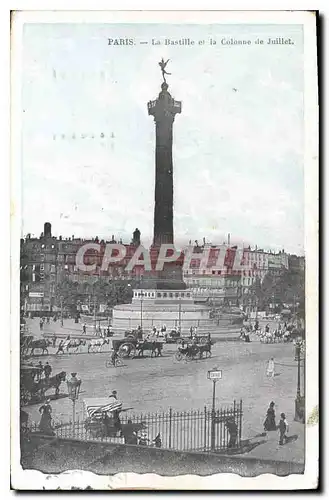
134, 291, 191, 299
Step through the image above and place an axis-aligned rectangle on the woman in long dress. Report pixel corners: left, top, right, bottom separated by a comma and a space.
263, 401, 276, 431
39, 398, 55, 435
266, 357, 275, 377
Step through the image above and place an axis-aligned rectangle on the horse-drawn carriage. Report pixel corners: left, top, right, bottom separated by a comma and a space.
21, 336, 52, 357
165, 329, 182, 344
110, 330, 164, 360
84, 398, 144, 439
175, 337, 212, 361
20, 365, 66, 405
111, 334, 138, 359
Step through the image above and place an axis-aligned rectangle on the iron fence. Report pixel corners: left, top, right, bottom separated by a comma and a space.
26, 400, 243, 453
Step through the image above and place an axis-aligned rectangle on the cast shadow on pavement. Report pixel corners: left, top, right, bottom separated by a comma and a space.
283, 434, 299, 445
225, 438, 268, 455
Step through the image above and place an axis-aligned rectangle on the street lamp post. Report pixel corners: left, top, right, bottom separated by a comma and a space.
93, 295, 97, 334
60, 296, 64, 327
294, 340, 305, 422
207, 368, 222, 452
178, 297, 182, 331
67, 372, 82, 433
140, 291, 145, 331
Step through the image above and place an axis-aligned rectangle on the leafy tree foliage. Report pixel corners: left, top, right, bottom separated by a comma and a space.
249, 268, 305, 317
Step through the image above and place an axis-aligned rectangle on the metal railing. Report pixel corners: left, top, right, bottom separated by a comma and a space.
26, 401, 243, 453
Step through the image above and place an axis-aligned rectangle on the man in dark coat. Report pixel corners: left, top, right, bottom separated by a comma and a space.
278, 413, 289, 445
226, 417, 238, 448
36, 361, 44, 381
121, 419, 138, 445
44, 361, 52, 379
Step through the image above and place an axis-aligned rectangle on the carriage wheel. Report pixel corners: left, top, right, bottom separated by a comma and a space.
21, 388, 31, 406
105, 359, 113, 368
175, 352, 183, 361
127, 343, 136, 358
118, 343, 136, 359
205, 350, 211, 358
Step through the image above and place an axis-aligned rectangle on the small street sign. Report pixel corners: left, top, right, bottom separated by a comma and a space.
207, 369, 222, 380
28, 292, 44, 298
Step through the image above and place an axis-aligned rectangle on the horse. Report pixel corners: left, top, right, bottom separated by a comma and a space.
176, 342, 200, 361
36, 371, 66, 397
136, 340, 163, 358
65, 339, 86, 353
29, 339, 52, 356
274, 329, 284, 343
198, 341, 212, 358
87, 338, 109, 353
21, 335, 34, 356
261, 331, 275, 344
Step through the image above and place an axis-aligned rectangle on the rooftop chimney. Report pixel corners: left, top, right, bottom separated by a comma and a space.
44, 222, 52, 238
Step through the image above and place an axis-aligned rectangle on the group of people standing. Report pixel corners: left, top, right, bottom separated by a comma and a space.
263, 401, 289, 445
81, 323, 113, 337
32, 361, 52, 381
39, 317, 50, 331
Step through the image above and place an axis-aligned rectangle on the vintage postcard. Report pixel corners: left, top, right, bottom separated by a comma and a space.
11, 10, 318, 490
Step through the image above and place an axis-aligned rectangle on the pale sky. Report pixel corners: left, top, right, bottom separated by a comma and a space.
21, 23, 304, 254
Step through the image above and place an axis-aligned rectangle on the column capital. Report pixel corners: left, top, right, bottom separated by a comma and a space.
147, 84, 181, 122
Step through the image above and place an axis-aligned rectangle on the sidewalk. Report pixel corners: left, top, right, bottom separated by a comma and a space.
26, 318, 240, 341
237, 420, 305, 465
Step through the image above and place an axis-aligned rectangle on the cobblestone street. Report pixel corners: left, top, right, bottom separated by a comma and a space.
23, 319, 304, 463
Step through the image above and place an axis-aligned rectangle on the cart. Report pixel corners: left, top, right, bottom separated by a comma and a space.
20, 364, 43, 405
84, 398, 137, 439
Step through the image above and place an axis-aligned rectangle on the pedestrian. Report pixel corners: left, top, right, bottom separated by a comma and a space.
36, 361, 44, 381
109, 390, 117, 400
110, 349, 118, 366
56, 339, 65, 355
278, 413, 289, 445
189, 326, 193, 338
44, 361, 52, 379
122, 419, 138, 445
46, 316, 50, 324
138, 430, 149, 446
265, 324, 270, 333
153, 432, 162, 448
263, 401, 276, 431
39, 318, 43, 331
266, 357, 275, 378
82, 323, 86, 334
52, 334, 57, 348
39, 398, 55, 435
225, 417, 238, 448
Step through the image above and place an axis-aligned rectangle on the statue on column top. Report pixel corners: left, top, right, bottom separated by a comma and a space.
158, 58, 171, 83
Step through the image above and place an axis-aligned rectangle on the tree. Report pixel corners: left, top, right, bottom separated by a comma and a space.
55, 279, 80, 313
249, 268, 305, 318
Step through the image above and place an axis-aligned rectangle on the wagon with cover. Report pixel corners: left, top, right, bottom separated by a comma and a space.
83, 398, 142, 439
